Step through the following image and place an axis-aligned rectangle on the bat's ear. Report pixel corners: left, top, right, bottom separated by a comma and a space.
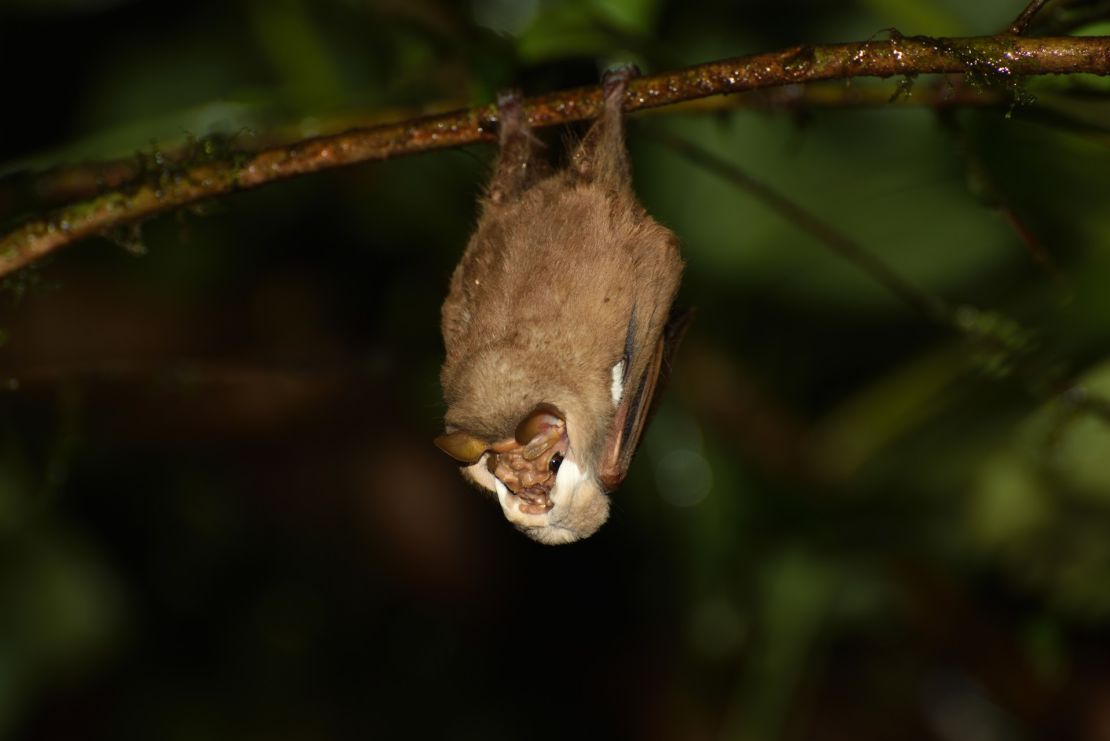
487, 89, 546, 205
513, 402, 565, 458
434, 430, 489, 464
570, 65, 639, 190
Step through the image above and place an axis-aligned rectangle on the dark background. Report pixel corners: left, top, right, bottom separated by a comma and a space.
3, 0, 1110, 739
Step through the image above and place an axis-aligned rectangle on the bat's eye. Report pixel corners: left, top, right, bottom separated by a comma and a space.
549, 452, 564, 474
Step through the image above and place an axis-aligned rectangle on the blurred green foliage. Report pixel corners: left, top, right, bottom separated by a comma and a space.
3, 0, 1110, 739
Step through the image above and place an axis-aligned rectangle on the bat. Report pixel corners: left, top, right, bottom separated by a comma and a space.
435, 68, 686, 544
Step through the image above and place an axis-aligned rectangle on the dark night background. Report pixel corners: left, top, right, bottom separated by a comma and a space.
3, 0, 1110, 739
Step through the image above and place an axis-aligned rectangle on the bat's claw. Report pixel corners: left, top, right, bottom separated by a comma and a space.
495, 89, 525, 143
496, 88, 523, 115
602, 64, 641, 83
601, 64, 641, 105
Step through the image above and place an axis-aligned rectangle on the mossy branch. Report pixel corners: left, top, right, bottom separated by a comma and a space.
2, 33, 1110, 278
2, 80, 1012, 216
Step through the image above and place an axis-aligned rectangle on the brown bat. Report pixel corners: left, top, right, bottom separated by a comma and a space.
435, 68, 685, 544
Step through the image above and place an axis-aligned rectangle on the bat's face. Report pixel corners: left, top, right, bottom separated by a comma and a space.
436, 310, 682, 543
437, 404, 611, 545
436, 70, 685, 544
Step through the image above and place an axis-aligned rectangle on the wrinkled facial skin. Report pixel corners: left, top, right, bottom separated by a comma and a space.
436, 68, 685, 545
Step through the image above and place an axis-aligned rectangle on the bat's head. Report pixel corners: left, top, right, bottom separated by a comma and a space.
435, 302, 687, 545
435, 402, 611, 545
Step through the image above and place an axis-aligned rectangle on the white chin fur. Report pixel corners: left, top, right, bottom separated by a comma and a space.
463, 453, 610, 545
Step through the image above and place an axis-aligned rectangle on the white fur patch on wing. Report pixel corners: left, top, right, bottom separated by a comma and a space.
611, 360, 625, 407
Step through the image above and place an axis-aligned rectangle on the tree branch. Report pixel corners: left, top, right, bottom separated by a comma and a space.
0, 80, 1011, 218
2, 34, 1109, 278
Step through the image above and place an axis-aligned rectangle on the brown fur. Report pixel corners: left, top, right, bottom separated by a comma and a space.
439, 75, 683, 542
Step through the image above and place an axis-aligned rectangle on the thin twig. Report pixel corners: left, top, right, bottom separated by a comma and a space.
650, 131, 1110, 425
652, 130, 1110, 425
2, 34, 1109, 279
1009, 0, 1053, 34
939, 113, 1069, 291
645, 129, 952, 323
998, 206, 1068, 287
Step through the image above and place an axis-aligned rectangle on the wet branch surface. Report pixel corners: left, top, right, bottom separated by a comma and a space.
2, 33, 1109, 278
3, 80, 1012, 216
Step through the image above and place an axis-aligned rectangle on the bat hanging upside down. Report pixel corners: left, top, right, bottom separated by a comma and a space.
435, 68, 687, 544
